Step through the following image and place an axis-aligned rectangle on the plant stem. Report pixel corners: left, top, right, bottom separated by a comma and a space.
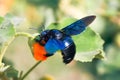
0, 32, 34, 65
18, 71, 23, 80
15, 32, 41, 80
20, 61, 41, 80
0, 37, 15, 65
15, 32, 34, 38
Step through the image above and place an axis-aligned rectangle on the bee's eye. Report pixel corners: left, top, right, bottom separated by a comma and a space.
41, 32, 46, 37
41, 30, 50, 36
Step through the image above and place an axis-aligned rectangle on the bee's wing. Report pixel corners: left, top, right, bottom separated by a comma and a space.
61, 15, 96, 36
45, 38, 65, 54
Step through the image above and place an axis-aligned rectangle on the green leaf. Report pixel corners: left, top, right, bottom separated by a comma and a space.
73, 27, 105, 62
47, 17, 105, 62
0, 17, 4, 24
0, 20, 15, 43
4, 66, 18, 78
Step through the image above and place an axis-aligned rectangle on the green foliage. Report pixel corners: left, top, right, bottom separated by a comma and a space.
27, 0, 60, 9
97, 45, 120, 80
0, 17, 16, 44
0, 17, 17, 80
74, 27, 104, 62
0, 17, 4, 24
0, 18, 15, 43
5, 66, 18, 78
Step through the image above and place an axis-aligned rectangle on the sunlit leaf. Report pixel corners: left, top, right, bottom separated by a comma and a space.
0, 17, 4, 24
73, 27, 105, 62
0, 17, 16, 41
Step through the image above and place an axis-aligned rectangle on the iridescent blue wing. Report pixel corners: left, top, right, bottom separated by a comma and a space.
61, 15, 96, 36
45, 38, 65, 54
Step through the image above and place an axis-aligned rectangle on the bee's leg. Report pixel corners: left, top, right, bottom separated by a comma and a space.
45, 53, 54, 57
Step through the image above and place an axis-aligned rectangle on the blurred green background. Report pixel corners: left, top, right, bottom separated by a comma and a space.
0, 0, 120, 80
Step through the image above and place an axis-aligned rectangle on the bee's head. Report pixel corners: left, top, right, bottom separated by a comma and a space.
35, 30, 50, 45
